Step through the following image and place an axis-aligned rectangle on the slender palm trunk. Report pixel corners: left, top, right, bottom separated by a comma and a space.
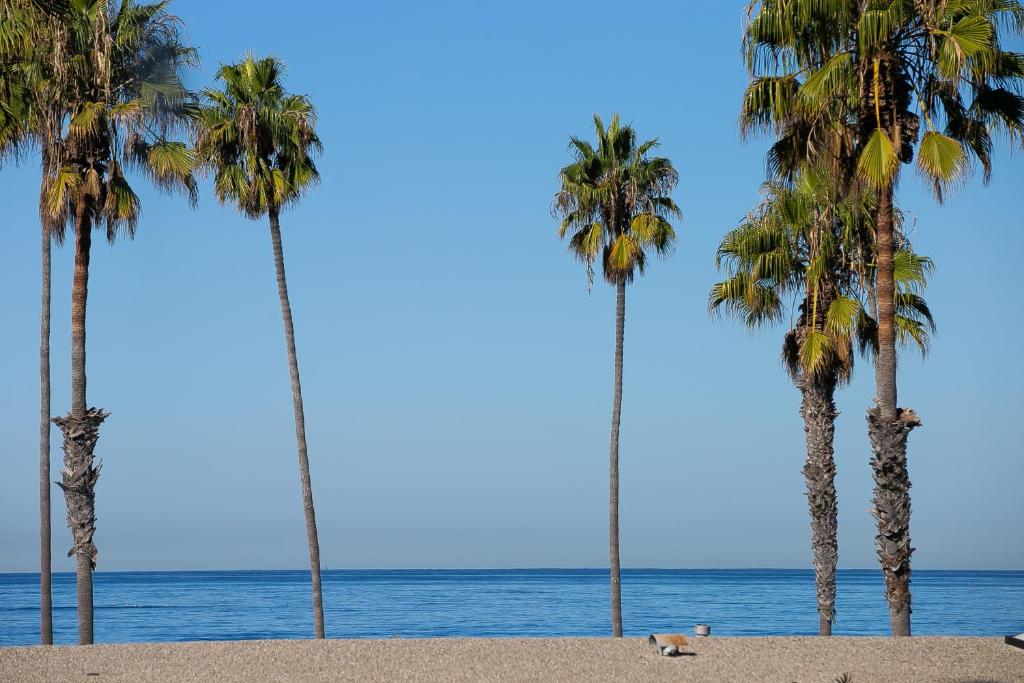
39, 220, 53, 646
800, 375, 839, 636
869, 184, 917, 637
54, 198, 106, 646
608, 279, 625, 637
268, 208, 325, 639
874, 187, 898, 421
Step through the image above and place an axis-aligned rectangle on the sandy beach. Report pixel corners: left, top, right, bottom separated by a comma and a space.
1, 636, 1021, 682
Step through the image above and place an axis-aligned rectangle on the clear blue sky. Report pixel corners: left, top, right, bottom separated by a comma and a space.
1, 1, 1022, 572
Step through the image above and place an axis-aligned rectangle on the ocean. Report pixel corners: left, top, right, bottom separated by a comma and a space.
1, 569, 1021, 646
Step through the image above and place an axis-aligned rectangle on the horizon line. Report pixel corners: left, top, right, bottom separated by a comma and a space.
3, 566, 1022, 575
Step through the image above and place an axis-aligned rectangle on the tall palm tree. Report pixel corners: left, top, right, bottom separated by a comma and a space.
742, 0, 1023, 635
1, 8, 51, 647
193, 55, 326, 639
553, 114, 680, 637
1, 0, 70, 645
35, 0, 197, 644
711, 167, 935, 635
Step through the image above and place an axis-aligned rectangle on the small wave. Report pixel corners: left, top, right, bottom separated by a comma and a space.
2, 603, 179, 612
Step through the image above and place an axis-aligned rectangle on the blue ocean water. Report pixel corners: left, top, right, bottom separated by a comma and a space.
0, 569, 1021, 646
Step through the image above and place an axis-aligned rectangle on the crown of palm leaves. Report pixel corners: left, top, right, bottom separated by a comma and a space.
711, 165, 935, 383
193, 54, 322, 220
742, 0, 1024, 199
554, 114, 681, 286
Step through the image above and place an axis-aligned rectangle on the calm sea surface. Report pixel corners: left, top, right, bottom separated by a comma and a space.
1, 569, 1021, 645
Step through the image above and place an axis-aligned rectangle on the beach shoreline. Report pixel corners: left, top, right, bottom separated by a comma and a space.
2, 636, 1020, 682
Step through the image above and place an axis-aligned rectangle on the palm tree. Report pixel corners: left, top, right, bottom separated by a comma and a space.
711, 167, 934, 635
742, 0, 1023, 636
1, 0, 69, 645
553, 114, 680, 637
193, 55, 326, 639
35, 0, 197, 644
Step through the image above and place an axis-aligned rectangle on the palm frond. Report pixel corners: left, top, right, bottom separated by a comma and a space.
916, 132, 969, 201
857, 128, 899, 189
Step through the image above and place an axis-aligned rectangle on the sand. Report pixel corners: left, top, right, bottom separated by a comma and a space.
1, 636, 1021, 682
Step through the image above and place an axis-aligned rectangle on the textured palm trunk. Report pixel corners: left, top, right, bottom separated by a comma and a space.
800, 375, 839, 636
608, 279, 625, 638
268, 209, 325, 639
54, 198, 106, 645
874, 187, 898, 421
39, 220, 53, 646
870, 183, 915, 637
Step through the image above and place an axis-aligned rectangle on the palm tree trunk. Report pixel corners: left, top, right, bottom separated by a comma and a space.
54, 198, 106, 646
800, 375, 839, 636
39, 220, 53, 646
268, 208, 325, 639
874, 187, 898, 421
869, 183, 917, 638
608, 279, 625, 638
39, 220, 54, 645
69, 200, 90, 417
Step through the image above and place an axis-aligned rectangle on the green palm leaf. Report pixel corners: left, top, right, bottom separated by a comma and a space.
857, 128, 899, 189
800, 329, 835, 377
825, 296, 862, 336
630, 213, 676, 253
799, 53, 855, 109
916, 132, 968, 199
937, 16, 995, 79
